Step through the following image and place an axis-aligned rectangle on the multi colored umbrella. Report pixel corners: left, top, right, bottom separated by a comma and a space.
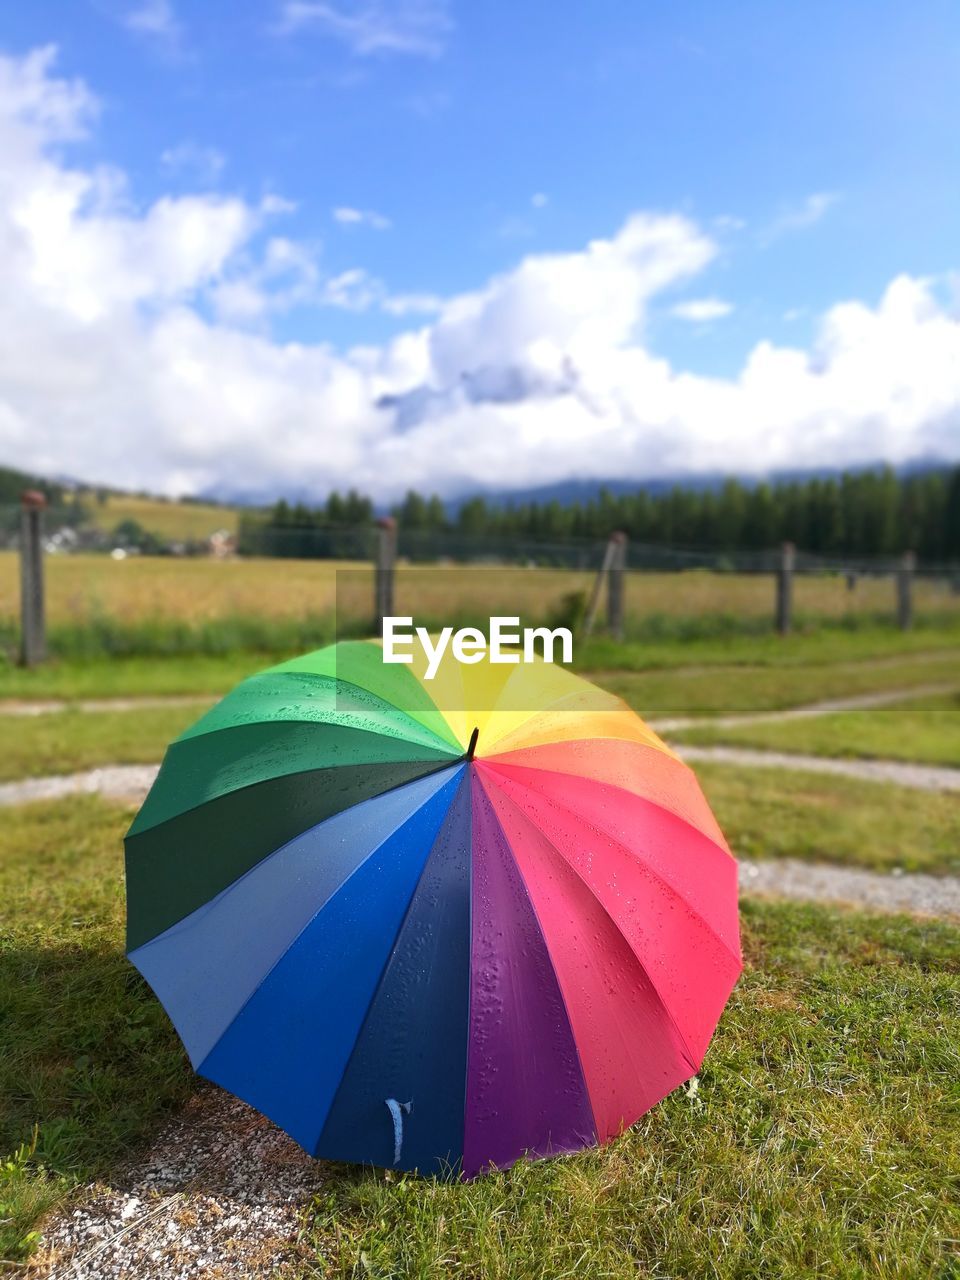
125, 640, 741, 1179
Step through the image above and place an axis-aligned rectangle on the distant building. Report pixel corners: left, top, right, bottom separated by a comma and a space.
208, 528, 237, 559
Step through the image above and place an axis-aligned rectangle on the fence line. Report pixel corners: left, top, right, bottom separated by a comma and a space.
18, 491, 46, 666
3, 501, 960, 575
5, 492, 960, 665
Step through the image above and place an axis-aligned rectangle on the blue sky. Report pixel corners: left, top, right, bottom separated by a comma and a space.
0, 2, 957, 497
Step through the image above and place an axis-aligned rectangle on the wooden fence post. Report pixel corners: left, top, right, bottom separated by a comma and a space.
606, 531, 628, 642
582, 535, 618, 638
20, 489, 47, 667
775, 541, 795, 635
896, 550, 915, 631
374, 516, 396, 634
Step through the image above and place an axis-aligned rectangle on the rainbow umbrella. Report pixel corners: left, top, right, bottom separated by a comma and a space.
125, 640, 741, 1179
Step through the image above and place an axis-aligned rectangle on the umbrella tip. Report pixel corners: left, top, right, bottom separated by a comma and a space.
466, 726, 479, 761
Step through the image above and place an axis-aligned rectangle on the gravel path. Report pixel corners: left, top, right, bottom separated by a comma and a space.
0, 764, 159, 808
1, 758, 957, 926
678, 744, 960, 792
651, 681, 958, 733
34, 1085, 325, 1279
5, 743, 956, 811
7, 732, 960, 808
2, 677, 952, 725
0, 695, 215, 717
739, 856, 960, 919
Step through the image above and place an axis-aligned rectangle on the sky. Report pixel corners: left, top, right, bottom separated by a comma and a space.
0, 1, 958, 500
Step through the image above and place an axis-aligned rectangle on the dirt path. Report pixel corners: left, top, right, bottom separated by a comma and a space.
34, 1086, 325, 1280
677, 744, 960, 792
0, 764, 159, 807
650, 681, 958, 732
2, 675, 954, 724
0, 694, 214, 717
3, 732, 959, 809
739, 856, 960, 919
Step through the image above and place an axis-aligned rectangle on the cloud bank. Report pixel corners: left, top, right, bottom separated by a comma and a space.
0, 47, 958, 502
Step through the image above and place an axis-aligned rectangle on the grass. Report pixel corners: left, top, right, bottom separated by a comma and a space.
675, 692, 960, 768
698, 762, 960, 876
0, 704, 206, 781
0, 624, 957, 706
0, 645, 957, 790
2, 796, 958, 1276
0, 653, 267, 700
83, 493, 240, 540
2, 706, 958, 880
0, 797, 193, 1261
578, 620, 960, 672
603, 648, 960, 719
0, 553, 350, 628
0, 611, 343, 662
1, 554, 958, 657
297, 901, 960, 1278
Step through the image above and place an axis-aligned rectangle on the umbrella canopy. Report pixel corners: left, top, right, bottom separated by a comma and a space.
125, 640, 741, 1179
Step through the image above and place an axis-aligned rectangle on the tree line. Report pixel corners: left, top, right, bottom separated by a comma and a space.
245, 466, 960, 561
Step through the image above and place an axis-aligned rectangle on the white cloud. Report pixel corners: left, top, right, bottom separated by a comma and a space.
763, 191, 840, 242
431, 214, 716, 384
0, 49, 957, 503
332, 205, 391, 230
713, 214, 745, 233
161, 142, 226, 185
320, 267, 385, 311
0, 44, 95, 141
671, 297, 734, 322
381, 292, 444, 316
123, 0, 183, 50
210, 236, 322, 321
277, 1, 450, 58
531, 192, 548, 209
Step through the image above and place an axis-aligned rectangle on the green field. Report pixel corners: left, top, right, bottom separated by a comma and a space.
2, 555, 958, 665
1, 707, 956, 877
675, 692, 960, 766
1, 621, 958, 701
0, 703, 205, 781
698, 762, 960, 876
82, 493, 240, 540
2, 566, 959, 1276
1, 796, 957, 1276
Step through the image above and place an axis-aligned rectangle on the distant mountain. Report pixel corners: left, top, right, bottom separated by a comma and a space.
6, 454, 954, 517
443, 457, 955, 513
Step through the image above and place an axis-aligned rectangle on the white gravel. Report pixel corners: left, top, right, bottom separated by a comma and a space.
677, 744, 960, 792
0, 695, 214, 717
0, 764, 160, 808
651, 681, 959, 733
35, 1086, 326, 1279
739, 857, 960, 920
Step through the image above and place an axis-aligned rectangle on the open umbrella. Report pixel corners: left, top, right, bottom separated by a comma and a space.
125, 640, 741, 1179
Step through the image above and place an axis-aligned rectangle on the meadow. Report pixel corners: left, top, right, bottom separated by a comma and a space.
2, 553, 958, 659
675, 692, 960, 767
1, 552, 959, 1276
82, 493, 240, 540
2, 796, 957, 1276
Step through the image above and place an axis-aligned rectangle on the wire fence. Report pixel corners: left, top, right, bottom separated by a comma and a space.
3, 501, 960, 667
3, 502, 960, 577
